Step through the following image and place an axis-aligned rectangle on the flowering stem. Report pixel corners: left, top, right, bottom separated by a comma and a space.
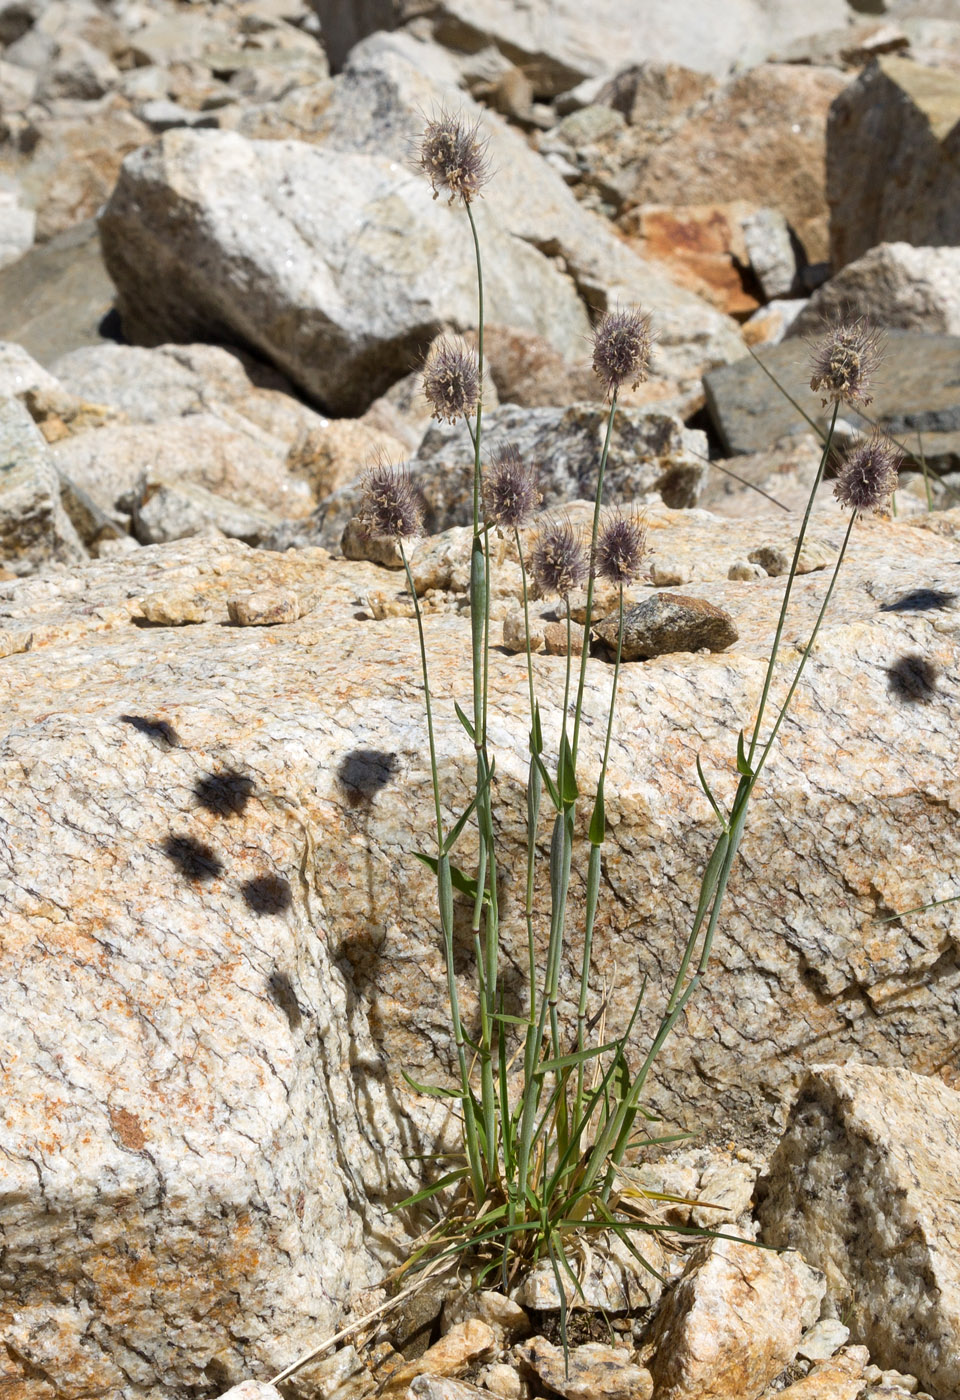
752, 510, 856, 784
747, 401, 839, 765
575, 585, 625, 1120
400, 541, 483, 1198
571, 392, 619, 774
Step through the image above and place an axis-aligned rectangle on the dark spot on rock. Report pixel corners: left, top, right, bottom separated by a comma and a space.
162, 834, 223, 882
268, 970, 302, 1029
337, 749, 399, 807
880, 588, 957, 613
120, 714, 179, 748
194, 769, 255, 817
887, 653, 939, 704
242, 874, 292, 915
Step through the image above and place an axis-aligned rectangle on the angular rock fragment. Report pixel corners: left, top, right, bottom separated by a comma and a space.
309, 0, 853, 84
790, 242, 960, 338
99, 129, 591, 415
512, 1230, 664, 1311
758, 1064, 960, 1400
227, 590, 303, 626
518, 1337, 653, 1400
827, 56, 960, 268
646, 1239, 820, 1400
704, 331, 960, 457
594, 592, 738, 659
0, 395, 87, 574
132, 476, 280, 546
775, 1346, 869, 1400
318, 404, 708, 546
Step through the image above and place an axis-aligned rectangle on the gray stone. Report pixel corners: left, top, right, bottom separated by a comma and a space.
137, 97, 221, 131
132, 476, 279, 545
758, 1064, 960, 1400
827, 56, 960, 269
704, 331, 960, 456
593, 591, 738, 659
309, 0, 855, 85
0, 395, 87, 574
741, 207, 797, 300
0, 220, 116, 369
241, 30, 744, 388
320, 404, 708, 547
790, 243, 960, 338
99, 128, 592, 416
49, 341, 326, 453
50, 415, 315, 523
33, 35, 119, 102
0, 196, 34, 271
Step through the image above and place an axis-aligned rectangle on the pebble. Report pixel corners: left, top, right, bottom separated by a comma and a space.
593, 592, 738, 660
728, 559, 766, 580
517, 1337, 653, 1400
748, 543, 790, 575
543, 619, 584, 656
797, 1317, 851, 1361
227, 589, 302, 625
382, 1320, 497, 1394
649, 560, 692, 587
475, 1362, 523, 1398
502, 608, 545, 653
442, 1289, 530, 1343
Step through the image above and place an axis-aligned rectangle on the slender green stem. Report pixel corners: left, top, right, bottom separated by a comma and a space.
401, 542, 444, 851
752, 511, 856, 784
576, 585, 624, 1118
597, 585, 625, 797
400, 541, 483, 1197
516, 529, 537, 733
571, 394, 619, 772
747, 402, 838, 764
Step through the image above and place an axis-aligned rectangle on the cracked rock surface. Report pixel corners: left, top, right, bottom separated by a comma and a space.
0, 500, 958, 1393
758, 1064, 960, 1400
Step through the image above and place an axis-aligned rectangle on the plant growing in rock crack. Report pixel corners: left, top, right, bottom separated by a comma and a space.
343, 114, 902, 1346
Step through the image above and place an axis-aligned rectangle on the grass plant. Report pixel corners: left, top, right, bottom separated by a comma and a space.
271, 116, 909, 1388
350, 112, 908, 1315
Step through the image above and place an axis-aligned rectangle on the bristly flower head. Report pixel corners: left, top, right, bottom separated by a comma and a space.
595, 509, 647, 585
833, 431, 901, 514
484, 444, 541, 530
422, 338, 480, 424
592, 306, 653, 398
418, 110, 490, 206
357, 459, 423, 540
809, 317, 884, 408
531, 517, 587, 599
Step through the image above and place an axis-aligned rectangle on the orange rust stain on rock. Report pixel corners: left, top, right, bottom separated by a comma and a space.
109, 1105, 146, 1150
